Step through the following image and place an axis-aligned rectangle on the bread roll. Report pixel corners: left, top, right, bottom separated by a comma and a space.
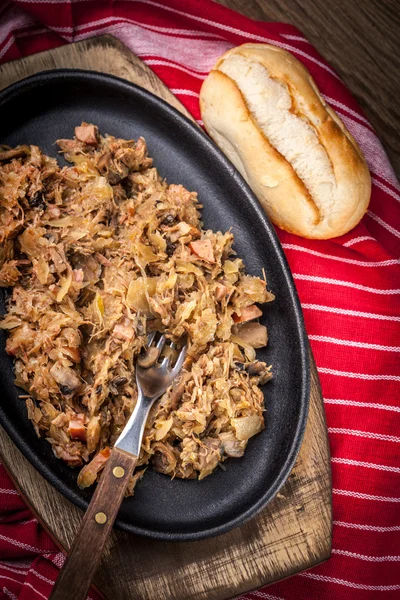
199, 44, 371, 239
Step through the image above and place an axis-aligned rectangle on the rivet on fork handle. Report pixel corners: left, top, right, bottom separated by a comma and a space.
95, 512, 107, 524
113, 466, 125, 478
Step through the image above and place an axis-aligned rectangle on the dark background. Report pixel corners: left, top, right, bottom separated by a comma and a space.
216, 0, 400, 179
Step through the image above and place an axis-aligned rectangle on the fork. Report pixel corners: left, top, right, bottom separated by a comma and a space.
50, 334, 187, 600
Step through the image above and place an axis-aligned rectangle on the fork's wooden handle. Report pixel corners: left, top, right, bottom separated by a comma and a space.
49, 447, 138, 600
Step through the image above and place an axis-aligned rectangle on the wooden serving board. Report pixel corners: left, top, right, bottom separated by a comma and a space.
0, 35, 332, 600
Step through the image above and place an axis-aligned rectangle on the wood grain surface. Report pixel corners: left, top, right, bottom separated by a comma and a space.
50, 448, 138, 600
0, 36, 332, 600
217, 0, 400, 179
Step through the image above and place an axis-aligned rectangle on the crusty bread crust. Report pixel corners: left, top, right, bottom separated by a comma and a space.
200, 44, 371, 239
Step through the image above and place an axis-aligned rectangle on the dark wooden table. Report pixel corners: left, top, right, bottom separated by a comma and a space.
217, 0, 400, 179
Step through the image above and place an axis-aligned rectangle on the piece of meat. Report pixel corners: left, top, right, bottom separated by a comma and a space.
49, 362, 81, 395
168, 222, 200, 242
246, 360, 272, 384
169, 371, 192, 410
137, 346, 159, 368
215, 283, 228, 301
5, 323, 33, 356
233, 305, 263, 323
96, 151, 112, 173
77, 447, 110, 488
57, 138, 85, 155
0, 261, 21, 287
108, 161, 129, 184
236, 322, 267, 348
53, 446, 83, 467
26, 397, 42, 437
111, 183, 127, 203
72, 269, 84, 283
219, 431, 246, 458
151, 442, 177, 475
0, 146, 30, 161
29, 145, 43, 168
49, 247, 66, 273
189, 240, 215, 263
68, 415, 86, 441
94, 252, 112, 267
96, 151, 129, 184
113, 322, 135, 342
74, 123, 99, 146
114, 137, 152, 171
47, 205, 61, 219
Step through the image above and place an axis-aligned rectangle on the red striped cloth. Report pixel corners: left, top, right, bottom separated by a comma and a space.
0, 1, 399, 599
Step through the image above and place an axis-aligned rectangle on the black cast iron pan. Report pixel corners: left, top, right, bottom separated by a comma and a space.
0, 70, 309, 540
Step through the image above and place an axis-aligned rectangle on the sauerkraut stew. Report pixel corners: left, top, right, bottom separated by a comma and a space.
0, 123, 274, 494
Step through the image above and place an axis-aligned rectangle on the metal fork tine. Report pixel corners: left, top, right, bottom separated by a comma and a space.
156, 334, 166, 351
147, 331, 157, 346
161, 342, 175, 367
172, 345, 187, 375
117, 339, 187, 456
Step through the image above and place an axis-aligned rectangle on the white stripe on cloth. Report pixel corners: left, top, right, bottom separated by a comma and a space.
45, 552, 65, 569
145, 59, 208, 77
9, 12, 232, 72
31, 570, 54, 585
103, 20, 224, 39
308, 335, 400, 352
76, 21, 233, 73
326, 397, 400, 415
293, 274, 400, 295
324, 398, 400, 413
318, 367, 400, 381
334, 521, 400, 532
0, 4, 36, 45
0, 563, 96, 600
299, 572, 400, 591
332, 549, 400, 562
0, 36, 15, 60
170, 88, 200, 97
0, 489, 18, 495
322, 95, 371, 126
302, 303, 400, 321
2, 587, 18, 600
0, 576, 47, 600
333, 489, 400, 502
281, 33, 310, 43
43, 553, 101, 600
0, 564, 28, 576
49, 14, 225, 40
282, 243, 399, 266
368, 211, 400, 239
329, 428, 400, 443
136, 0, 341, 78
373, 177, 400, 201
331, 457, 400, 473
236, 592, 286, 600
0, 534, 44, 554
343, 236, 376, 247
